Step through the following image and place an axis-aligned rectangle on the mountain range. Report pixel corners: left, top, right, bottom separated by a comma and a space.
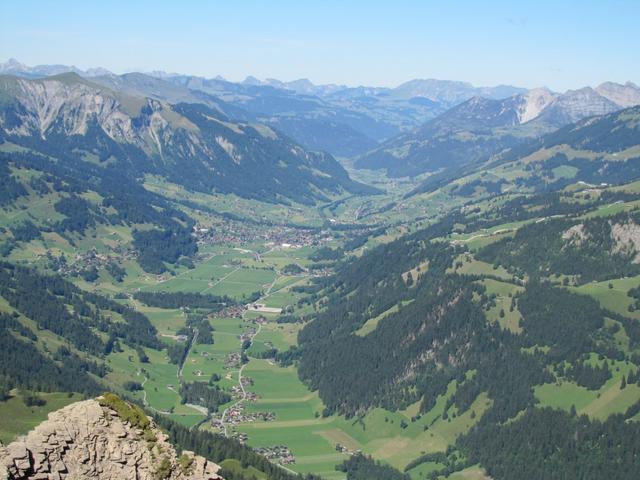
356, 83, 640, 177
0, 73, 372, 205
0, 59, 529, 157
4, 59, 637, 169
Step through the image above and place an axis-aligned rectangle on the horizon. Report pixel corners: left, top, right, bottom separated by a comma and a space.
2, 57, 638, 94
1, 0, 638, 92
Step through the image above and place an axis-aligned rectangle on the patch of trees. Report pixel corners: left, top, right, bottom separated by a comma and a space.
282, 263, 304, 275
337, 454, 410, 480
105, 262, 126, 282
179, 382, 231, 413
629, 285, 640, 311
0, 263, 159, 354
309, 246, 344, 262
276, 314, 305, 324
133, 227, 197, 274
133, 291, 233, 310
53, 345, 108, 378
564, 362, 611, 390
0, 312, 36, 341
458, 407, 640, 480
0, 161, 27, 206
0, 239, 15, 257
196, 319, 214, 345
167, 336, 192, 365
53, 195, 98, 234
0, 317, 101, 395
123, 381, 143, 392
517, 283, 606, 362
11, 220, 41, 242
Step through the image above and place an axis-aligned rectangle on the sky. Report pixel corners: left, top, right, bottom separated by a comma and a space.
1, 0, 638, 91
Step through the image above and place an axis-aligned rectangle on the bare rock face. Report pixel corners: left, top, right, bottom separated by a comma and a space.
596, 81, 640, 108
516, 87, 557, 124
0, 398, 223, 480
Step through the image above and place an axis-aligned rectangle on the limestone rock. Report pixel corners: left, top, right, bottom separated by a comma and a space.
0, 398, 223, 480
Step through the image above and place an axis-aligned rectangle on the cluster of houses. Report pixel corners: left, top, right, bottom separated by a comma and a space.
225, 352, 241, 369
48, 246, 134, 277
213, 403, 276, 428
253, 446, 296, 465
194, 218, 333, 249
211, 304, 246, 318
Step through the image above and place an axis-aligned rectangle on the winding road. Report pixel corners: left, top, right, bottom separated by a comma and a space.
219, 321, 262, 437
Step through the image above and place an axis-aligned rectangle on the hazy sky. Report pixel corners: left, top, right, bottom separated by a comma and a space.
1, 0, 638, 91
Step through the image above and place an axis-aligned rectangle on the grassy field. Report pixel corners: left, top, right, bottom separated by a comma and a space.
535, 356, 639, 419
571, 275, 640, 320
451, 254, 514, 281
479, 278, 523, 333
0, 392, 82, 444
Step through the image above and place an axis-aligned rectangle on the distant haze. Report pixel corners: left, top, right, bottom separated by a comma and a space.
1, 0, 638, 91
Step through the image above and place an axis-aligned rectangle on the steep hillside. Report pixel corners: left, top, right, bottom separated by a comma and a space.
0, 262, 159, 395
357, 84, 639, 178
408, 104, 640, 206
157, 74, 392, 156
294, 173, 640, 478
0, 73, 371, 205
354, 95, 544, 177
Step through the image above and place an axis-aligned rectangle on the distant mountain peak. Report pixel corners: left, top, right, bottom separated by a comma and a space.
391, 78, 527, 105
0, 58, 113, 78
595, 81, 640, 108
242, 75, 262, 85
517, 87, 558, 123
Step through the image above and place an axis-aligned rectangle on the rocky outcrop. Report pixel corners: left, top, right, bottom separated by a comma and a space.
516, 87, 557, 123
611, 220, 640, 263
596, 81, 640, 108
0, 398, 223, 480
534, 87, 621, 127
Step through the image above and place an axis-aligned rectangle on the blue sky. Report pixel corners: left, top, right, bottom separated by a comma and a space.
1, 0, 638, 91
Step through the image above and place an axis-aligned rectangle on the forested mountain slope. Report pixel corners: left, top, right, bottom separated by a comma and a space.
293, 137, 640, 478
409, 104, 640, 198
0, 73, 372, 205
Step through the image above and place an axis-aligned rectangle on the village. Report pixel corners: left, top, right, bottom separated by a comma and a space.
193, 217, 334, 249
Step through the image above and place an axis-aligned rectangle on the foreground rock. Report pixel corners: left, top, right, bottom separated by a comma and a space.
0, 396, 223, 480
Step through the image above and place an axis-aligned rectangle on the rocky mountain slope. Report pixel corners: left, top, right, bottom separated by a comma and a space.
531, 87, 621, 127
387, 78, 526, 105
596, 81, 640, 107
0, 395, 222, 480
0, 60, 529, 157
0, 73, 372, 205
356, 82, 640, 177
